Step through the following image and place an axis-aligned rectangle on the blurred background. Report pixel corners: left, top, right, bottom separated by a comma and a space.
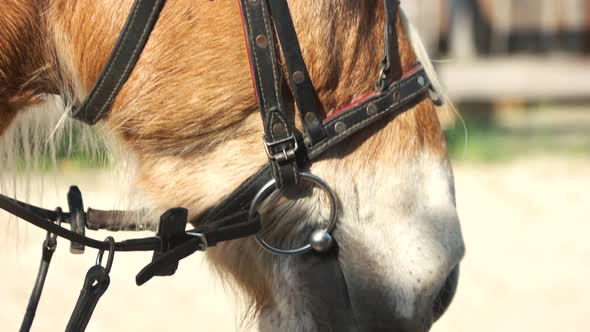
406, 1, 590, 331
405, 0, 590, 161
1, 1, 589, 331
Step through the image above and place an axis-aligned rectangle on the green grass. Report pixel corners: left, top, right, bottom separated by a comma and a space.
444, 112, 590, 162
10, 126, 111, 171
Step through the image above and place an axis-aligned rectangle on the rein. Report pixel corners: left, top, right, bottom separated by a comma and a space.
2, 0, 437, 330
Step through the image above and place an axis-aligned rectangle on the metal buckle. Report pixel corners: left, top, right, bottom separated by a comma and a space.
263, 134, 298, 163
186, 231, 208, 251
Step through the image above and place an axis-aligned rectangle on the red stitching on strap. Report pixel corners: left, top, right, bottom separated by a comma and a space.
323, 91, 375, 122
401, 65, 420, 79
322, 64, 422, 123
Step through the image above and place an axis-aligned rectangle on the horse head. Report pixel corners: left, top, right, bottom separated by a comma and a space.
0, 1, 464, 331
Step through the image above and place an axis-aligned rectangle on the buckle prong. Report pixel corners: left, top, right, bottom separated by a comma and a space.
263, 135, 298, 162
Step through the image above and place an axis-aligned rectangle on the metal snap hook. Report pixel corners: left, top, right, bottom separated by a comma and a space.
249, 172, 338, 256
96, 237, 115, 274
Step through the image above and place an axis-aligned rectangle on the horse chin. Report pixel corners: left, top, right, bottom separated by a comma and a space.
258, 249, 358, 332
258, 243, 460, 332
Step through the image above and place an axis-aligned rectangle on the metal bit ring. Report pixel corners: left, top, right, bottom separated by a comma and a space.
249, 172, 338, 256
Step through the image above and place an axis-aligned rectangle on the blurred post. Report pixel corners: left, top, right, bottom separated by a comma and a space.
491, 0, 511, 53
449, 0, 476, 59
561, 0, 585, 53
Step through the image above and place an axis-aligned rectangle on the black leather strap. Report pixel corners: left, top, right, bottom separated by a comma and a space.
239, 0, 299, 188
135, 210, 261, 285
0, 191, 261, 286
310, 66, 429, 159
67, 186, 86, 253
0, 193, 161, 251
204, 164, 273, 221
20, 234, 57, 332
382, 0, 402, 84
65, 266, 111, 332
205, 66, 430, 222
267, 0, 327, 145
71, 0, 166, 124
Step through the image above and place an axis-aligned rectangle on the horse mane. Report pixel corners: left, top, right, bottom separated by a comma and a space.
0, 96, 158, 236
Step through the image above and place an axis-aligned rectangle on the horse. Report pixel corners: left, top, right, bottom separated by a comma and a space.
0, 0, 465, 331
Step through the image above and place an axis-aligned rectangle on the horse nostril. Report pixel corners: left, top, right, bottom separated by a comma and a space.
432, 265, 460, 321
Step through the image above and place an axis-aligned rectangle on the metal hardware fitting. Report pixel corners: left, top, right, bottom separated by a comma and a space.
263, 134, 298, 163
375, 57, 389, 92
186, 231, 208, 251
95, 237, 115, 274
249, 172, 338, 256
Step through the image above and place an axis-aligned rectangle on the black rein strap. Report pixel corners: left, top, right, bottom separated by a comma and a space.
0, 194, 160, 252
3, 187, 261, 332
20, 225, 58, 332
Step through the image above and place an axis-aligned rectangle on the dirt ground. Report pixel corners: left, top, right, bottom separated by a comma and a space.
1, 157, 588, 332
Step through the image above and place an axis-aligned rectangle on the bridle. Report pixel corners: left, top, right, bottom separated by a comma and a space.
1, 0, 437, 330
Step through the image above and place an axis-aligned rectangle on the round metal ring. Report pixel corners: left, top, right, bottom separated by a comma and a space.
96, 236, 115, 273
249, 172, 338, 256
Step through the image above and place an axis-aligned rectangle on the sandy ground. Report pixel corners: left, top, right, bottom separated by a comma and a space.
1, 157, 588, 332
